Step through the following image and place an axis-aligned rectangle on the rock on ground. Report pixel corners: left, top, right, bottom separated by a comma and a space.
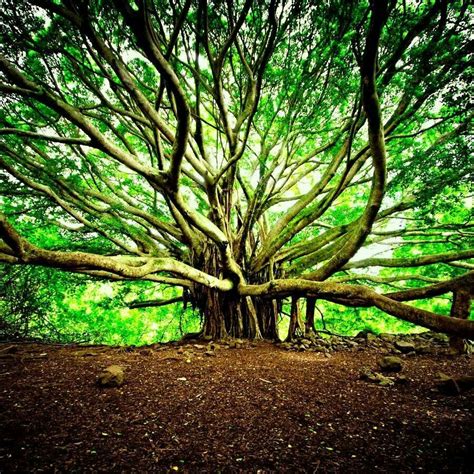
97, 365, 125, 387
379, 356, 403, 372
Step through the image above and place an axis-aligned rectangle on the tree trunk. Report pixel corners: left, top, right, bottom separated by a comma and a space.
190, 244, 278, 340
245, 296, 263, 340
286, 296, 304, 342
449, 289, 472, 354
305, 297, 316, 336
250, 262, 281, 340
190, 242, 229, 339
193, 284, 266, 340
255, 297, 279, 340
200, 286, 228, 339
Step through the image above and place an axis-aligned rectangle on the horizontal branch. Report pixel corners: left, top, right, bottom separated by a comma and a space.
239, 278, 474, 338
0, 128, 91, 145
128, 296, 183, 309
343, 249, 474, 269
0, 214, 233, 291
333, 273, 441, 284
385, 271, 474, 301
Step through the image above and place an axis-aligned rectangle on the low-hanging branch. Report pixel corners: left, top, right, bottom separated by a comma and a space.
128, 296, 183, 309
239, 279, 474, 338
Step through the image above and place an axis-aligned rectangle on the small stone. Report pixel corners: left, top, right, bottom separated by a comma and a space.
379, 356, 403, 372
359, 368, 377, 382
430, 333, 449, 343
359, 369, 394, 386
415, 344, 431, 355
97, 365, 124, 387
345, 340, 359, 347
378, 376, 395, 386
74, 350, 99, 357
395, 340, 416, 353
230, 340, 245, 349
163, 355, 181, 361
395, 375, 409, 385
366, 333, 377, 343
204, 350, 216, 357
355, 330, 374, 340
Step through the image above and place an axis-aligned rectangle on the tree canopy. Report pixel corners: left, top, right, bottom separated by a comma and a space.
0, 0, 472, 340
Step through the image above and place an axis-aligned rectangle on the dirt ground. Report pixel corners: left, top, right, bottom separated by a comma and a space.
0, 339, 473, 473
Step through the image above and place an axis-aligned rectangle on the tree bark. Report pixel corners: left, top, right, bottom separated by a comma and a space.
286, 296, 304, 342
200, 287, 228, 339
190, 242, 264, 340
255, 297, 279, 340
305, 297, 317, 336
193, 285, 265, 340
449, 289, 472, 354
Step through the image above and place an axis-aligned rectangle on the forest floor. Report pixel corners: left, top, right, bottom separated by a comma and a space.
0, 334, 473, 473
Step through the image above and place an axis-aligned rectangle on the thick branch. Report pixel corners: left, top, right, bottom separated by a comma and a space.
128, 296, 183, 309
308, 0, 389, 280
239, 278, 474, 338
343, 249, 474, 270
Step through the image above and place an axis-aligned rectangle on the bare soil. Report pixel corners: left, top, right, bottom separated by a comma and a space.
0, 340, 473, 473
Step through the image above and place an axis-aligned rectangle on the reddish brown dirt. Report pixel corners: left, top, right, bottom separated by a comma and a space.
0, 342, 473, 473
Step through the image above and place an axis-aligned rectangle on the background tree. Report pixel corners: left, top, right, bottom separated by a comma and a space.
0, 0, 472, 341
0, 263, 197, 344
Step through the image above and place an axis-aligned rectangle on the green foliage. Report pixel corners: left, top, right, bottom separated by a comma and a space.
0, 265, 84, 342
0, 265, 201, 345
